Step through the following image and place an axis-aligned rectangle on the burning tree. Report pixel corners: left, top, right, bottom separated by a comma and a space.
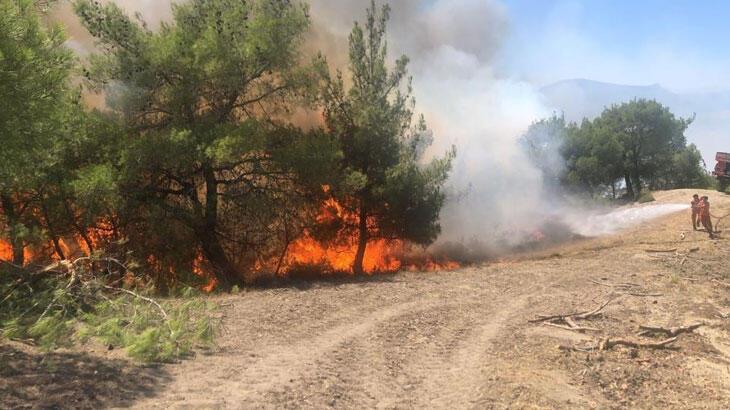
0, 0, 116, 266
74, 0, 340, 288
317, 1, 454, 275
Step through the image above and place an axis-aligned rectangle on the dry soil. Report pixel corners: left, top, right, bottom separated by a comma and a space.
2, 189, 729, 409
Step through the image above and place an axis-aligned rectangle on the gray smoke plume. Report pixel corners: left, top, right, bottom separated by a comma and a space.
55, 0, 564, 254
306, 0, 554, 249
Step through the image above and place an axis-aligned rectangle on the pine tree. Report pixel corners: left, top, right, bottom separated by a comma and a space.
0, 0, 75, 265
74, 0, 339, 287
319, 1, 454, 275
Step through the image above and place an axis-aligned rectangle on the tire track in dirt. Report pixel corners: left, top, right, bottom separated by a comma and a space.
232, 298, 458, 404
416, 294, 531, 409
255, 291, 534, 409
137, 291, 501, 408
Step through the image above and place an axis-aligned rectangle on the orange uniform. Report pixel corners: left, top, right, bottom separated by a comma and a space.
691, 197, 700, 229
699, 198, 714, 238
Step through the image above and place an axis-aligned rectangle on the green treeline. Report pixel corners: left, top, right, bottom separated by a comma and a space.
0, 0, 453, 288
522, 100, 711, 199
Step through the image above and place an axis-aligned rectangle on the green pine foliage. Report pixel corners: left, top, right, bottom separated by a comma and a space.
73, 0, 340, 287
317, 1, 454, 274
0, 264, 218, 363
0, 0, 76, 265
523, 99, 708, 200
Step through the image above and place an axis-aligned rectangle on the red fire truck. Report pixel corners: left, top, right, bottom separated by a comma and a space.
714, 152, 730, 192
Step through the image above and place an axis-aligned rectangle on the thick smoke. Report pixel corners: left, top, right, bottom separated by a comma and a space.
308, 0, 555, 250
56, 0, 568, 253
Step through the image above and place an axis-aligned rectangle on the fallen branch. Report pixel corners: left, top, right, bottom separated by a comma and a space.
558, 344, 594, 353
645, 248, 678, 253
36, 270, 77, 323
103, 285, 167, 319
625, 292, 663, 297
637, 322, 703, 337
545, 322, 600, 332
530, 298, 615, 333
599, 336, 678, 350
559, 336, 679, 352
531, 298, 614, 323
573, 298, 614, 320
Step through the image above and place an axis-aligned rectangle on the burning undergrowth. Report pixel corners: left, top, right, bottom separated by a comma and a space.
248, 194, 463, 283
1, 202, 689, 291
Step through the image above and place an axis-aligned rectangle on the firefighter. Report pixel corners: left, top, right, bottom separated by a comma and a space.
691, 194, 700, 230
699, 196, 715, 239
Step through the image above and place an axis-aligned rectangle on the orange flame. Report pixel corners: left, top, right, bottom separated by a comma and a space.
0, 240, 12, 262
0, 240, 34, 263
274, 192, 459, 275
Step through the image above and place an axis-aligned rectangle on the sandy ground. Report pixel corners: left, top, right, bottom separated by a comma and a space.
2, 189, 729, 409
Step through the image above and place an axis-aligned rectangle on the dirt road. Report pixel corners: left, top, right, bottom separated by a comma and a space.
4, 189, 730, 409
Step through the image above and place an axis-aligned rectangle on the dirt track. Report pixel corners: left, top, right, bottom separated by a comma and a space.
3, 189, 730, 409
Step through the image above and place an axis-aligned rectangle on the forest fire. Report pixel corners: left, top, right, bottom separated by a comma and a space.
274, 194, 460, 276
1, 194, 460, 290
0, 236, 96, 265
0, 240, 11, 262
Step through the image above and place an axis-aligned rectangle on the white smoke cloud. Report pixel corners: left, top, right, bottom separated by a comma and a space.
57, 0, 561, 249
308, 0, 553, 245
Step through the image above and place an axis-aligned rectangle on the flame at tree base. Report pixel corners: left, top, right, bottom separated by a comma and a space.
267, 193, 461, 277
279, 235, 460, 276
282, 236, 400, 273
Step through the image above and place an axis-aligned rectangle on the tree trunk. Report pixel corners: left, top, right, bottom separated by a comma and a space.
198, 227, 239, 289
40, 200, 66, 260
632, 155, 642, 197
61, 197, 95, 255
624, 173, 634, 199
1, 194, 25, 266
632, 171, 642, 197
353, 200, 368, 276
199, 164, 239, 289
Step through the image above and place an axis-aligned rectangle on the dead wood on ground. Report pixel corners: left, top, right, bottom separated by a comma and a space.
559, 336, 679, 352
530, 298, 614, 332
637, 322, 703, 337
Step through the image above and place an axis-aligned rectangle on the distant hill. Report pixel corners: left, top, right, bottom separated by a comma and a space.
539, 79, 729, 166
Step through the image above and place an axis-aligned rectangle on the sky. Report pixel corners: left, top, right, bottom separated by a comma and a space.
499, 0, 730, 92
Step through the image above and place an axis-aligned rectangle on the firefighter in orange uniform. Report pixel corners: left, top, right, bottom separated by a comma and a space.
699, 196, 714, 239
690, 194, 700, 230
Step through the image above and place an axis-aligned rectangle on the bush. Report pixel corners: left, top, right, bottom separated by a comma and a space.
637, 192, 656, 203
0, 261, 218, 363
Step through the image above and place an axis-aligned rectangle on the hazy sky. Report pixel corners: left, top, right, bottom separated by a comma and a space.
56, 0, 726, 164
499, 0, 730, 92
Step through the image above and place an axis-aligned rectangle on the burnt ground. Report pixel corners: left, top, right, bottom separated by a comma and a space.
2, 189, 729, 409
